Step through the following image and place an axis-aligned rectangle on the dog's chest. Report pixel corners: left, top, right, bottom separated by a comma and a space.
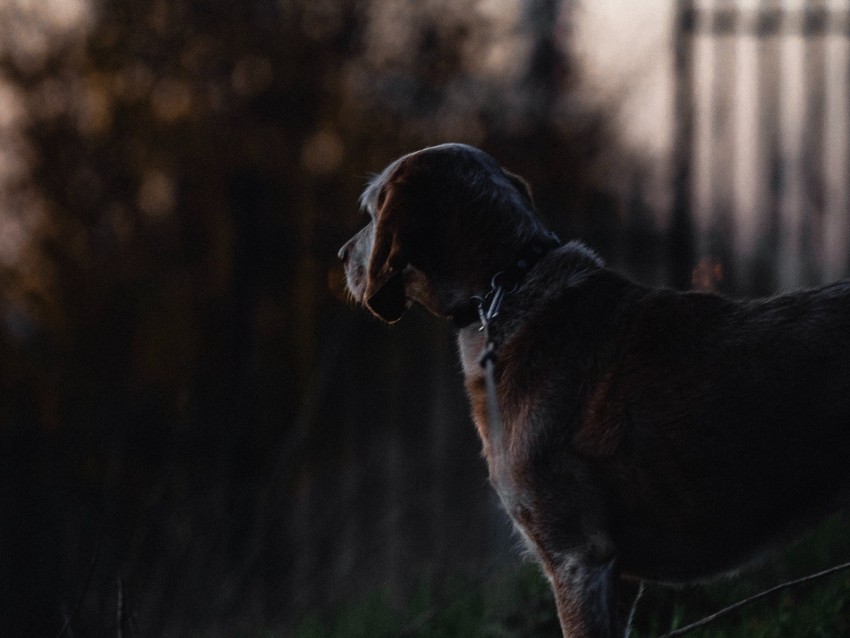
457, 328, 486, 380
457, 328, 531, 506
456, 329, 500, 446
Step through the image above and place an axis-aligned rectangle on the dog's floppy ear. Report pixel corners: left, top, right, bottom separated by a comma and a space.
365, 185, 408, 323
503, 169, 534, 205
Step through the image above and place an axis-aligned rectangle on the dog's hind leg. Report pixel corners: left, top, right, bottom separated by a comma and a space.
547, 553, 623, 638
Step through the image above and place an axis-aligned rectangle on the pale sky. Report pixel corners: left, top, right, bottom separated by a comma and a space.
573, 0, 675, 161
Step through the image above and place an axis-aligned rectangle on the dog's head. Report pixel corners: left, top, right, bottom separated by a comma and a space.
338, 143, 557, 323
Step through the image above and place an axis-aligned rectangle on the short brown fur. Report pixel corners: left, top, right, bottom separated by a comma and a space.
339, 143, 850, 637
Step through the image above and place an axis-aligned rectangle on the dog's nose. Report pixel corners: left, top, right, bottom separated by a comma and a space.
337, 242, 350, 263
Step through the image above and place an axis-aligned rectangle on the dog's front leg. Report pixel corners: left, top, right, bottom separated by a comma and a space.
548, 554, 622, 638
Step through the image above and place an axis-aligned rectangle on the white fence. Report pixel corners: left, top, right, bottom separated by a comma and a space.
675, 0, 850, 292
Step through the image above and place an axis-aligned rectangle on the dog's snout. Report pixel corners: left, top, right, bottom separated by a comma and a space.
338, 241, 351, 263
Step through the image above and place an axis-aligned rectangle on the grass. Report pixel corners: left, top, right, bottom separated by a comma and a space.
635, 571, 850, 638
633, 515, 850, 637
295, 517, 850, 637
293, 565, 559, 638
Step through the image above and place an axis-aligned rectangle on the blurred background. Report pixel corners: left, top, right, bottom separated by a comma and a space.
1, 0, 849, 636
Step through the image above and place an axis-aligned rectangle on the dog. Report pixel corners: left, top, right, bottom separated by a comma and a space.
338, 143, 850, 637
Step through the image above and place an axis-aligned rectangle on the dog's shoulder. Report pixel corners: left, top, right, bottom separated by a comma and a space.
522, 242, 647, 331
541, 240, 605, 289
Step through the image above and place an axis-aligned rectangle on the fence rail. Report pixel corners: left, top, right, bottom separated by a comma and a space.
682, 5, 850, 36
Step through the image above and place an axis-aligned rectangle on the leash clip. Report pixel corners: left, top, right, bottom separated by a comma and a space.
474, 271, 516, 331
474, 271, 516, 369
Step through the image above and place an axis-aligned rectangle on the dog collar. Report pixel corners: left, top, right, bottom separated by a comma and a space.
450, 232, 561, 329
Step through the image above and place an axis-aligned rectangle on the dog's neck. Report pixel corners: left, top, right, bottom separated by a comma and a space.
448, 233, 561, 329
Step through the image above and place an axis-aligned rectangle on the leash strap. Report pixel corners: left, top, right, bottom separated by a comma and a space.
475, 273, 509, 454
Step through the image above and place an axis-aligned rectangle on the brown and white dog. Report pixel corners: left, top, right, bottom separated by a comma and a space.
338, 143, 850, 637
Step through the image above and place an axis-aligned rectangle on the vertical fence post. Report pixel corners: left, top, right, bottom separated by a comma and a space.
709, 0, 739, 284
777, 0, 807, 288
671, 0, 697, 290
733, 1, 760, 293
823, 0, 850, 280
750, 0, 784, 292
800, 0, 829, 284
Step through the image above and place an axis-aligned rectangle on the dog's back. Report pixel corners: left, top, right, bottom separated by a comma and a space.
502, 260, 850, 583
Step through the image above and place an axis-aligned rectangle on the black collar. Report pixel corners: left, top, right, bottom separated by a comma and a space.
449, 233, 561, 329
